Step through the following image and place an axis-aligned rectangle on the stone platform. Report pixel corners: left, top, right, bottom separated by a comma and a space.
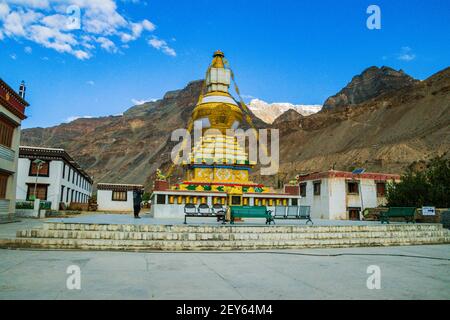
0, 214, 449, 251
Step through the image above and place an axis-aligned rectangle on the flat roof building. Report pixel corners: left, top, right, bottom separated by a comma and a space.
17, 146, 93, 211
297, 170, 400, 220
97, 183, 144, 212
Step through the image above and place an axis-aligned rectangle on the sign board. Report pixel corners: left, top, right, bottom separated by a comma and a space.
422, 206, 436, 216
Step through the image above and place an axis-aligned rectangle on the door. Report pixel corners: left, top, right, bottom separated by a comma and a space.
348, 208, 361, 220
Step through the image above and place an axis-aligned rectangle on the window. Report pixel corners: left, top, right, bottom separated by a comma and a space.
231, 196, 241, 205
71, 189, 74, 202
347, 181, 359, 194
72, 172, 75, 184
376, 182, 386, 197
313, 181, 321, 196
0, 116, 15, 148
60, 186, 65, 202
0, 172, 9, 199
29, 160, 50, 177
299, 182, 307, 197
62, 165, 66, 179
291, 198, 298, 206
66, 188, 70, 202
112, 191, 127, 201
156, 194, 166, 204
26, 184, 48, 200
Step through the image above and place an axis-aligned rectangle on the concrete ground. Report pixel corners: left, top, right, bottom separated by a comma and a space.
0, 245, 449, 300
1, 216, 449, 300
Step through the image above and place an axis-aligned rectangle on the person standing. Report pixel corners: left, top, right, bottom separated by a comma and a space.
133, 189, 143, 219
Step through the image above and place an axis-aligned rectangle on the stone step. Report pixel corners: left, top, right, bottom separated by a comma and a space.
42, 222, 444, 234
1, 235, 450, 251
16, 229, 450, 242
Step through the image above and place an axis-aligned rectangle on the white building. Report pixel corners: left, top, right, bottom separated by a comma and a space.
0, 79, 28, 221
16, 146, 93, 211
297, 170, 400, 220
97, 183, 144, 212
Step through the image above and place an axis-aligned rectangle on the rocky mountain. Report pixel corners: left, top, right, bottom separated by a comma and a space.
21, 66, 450, 190
323, 66, 419, 110
261, 66, 450, 187
248, 99, 321, 124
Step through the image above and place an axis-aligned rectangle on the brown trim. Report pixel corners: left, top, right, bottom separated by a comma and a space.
297, 170, 400, 182
0, 78, 28, 120
111, 190, 128, 201
19, 146, 92, 184
28, 159, 50, 177
98, 183, 143, 192
0, 171, 9, 199
26, 183, 49, 200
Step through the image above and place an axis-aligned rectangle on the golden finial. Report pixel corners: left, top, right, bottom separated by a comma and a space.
211, 50, 225, 68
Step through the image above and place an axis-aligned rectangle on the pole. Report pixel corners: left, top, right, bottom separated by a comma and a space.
359, 174, 364, 220
33, 160, 43, 200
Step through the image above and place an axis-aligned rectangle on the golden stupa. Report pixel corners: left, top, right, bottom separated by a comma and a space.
173, 51, 276, 205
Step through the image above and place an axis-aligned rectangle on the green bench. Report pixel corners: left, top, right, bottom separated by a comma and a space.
230, 206, 274, 225
380, 207, 416, 224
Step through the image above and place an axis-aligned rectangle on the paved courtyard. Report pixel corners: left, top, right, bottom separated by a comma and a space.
0, 216, 449, 300
0, 244, 449, 300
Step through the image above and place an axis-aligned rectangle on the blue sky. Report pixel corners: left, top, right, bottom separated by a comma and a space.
0, 0, 449, 129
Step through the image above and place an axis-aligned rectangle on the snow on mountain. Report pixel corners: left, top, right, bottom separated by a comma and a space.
248, 99, 322, 124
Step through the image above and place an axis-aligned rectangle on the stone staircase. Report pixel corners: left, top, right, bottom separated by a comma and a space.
0, 222, 449, 251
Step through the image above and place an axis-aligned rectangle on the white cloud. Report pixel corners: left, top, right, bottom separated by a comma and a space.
6, 0, 50, 9
0, 1, 173, 59
397, 46, 416, 61
10, 53, 17, 60
64, 115, 94, 123
131, 98, 157, 105
96, 36, 117, 53
0, 3, 10, 20
86, 80, 95, 85
24, 46, 32, 53
148, 37, 176, 57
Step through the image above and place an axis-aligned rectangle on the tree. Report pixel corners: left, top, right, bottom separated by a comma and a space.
142, 192, 150, 202
386, 156, 450, 208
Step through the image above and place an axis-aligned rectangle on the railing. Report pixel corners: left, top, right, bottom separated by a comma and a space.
0, 144, 15, 162
39, 201, 52, 210
15, 200, 34, 210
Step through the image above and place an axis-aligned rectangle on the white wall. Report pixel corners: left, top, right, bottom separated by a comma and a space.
59, 162, 92, 207
300, 179, 329, 219
17, 158, 92, 211
328, 178, 347, 220
299, 177, 388, 220
97, 190, 134, 212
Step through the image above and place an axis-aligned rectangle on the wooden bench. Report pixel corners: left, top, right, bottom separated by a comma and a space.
273, 205, 313, 224
380, 207, 416, 224
184, 203, 226, 224
230, 206, 274, 225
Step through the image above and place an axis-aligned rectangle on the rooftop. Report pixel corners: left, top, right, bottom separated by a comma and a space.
297, 170, 401, 182
19, 145, 93, 183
